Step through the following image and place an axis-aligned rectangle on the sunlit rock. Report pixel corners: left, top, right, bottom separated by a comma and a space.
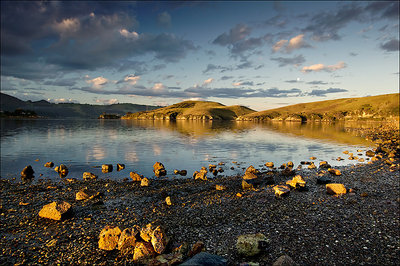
117, 163, 125, 171
76, 188, 101, 201
326, 183, 347, 195
98, 226, 122, 251
39, 201, 72, 221
21, 165, 34, 179
55, 164, 68, 177
44, 162, 54, 168
102, 164, 113, 173
150, 225, 168, 254
141, 177, 150, 187
130, 171, 143, 182
328, 168, 341, 176
153, 162, 167, 177
83, 172, 97, 180
273, 185, 290, 197
236, 233, 269, 257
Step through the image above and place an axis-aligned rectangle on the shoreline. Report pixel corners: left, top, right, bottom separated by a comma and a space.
0, 125, 399, 265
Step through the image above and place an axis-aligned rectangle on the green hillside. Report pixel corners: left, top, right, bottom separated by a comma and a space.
122, 100, 255, 120
237, 93, 399, 122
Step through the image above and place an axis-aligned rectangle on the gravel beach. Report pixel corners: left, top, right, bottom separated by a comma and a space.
1, 125, 399, 265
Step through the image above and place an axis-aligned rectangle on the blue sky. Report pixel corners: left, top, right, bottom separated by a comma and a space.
1, 1, 399, 110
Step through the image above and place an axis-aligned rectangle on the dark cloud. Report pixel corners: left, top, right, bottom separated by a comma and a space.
220, 76, 234, 80
203, 64, 232, 74
307, 88, 348, 97
349, 52, 358, 56
203, 60, 257, 74
205, 50, 217, 56
43, 78, 77, 87
271, 55, 305, 67
153, 64, 167, 71
306, 81, 328, 85
212, 24, 251, 46
117, 60, 148, 75
380, 39, 399, 52
303, 1, 399, 42
285, 80, 302, 83
1, 2, 195, 81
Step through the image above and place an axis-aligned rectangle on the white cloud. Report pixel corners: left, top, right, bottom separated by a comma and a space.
123, 75, 140, 85
95, 98, 119, 105
86, 76, 108, 88
152, 83, 165, 91
119, 28, 139, 39
273, 34, 310, 53
233, 82, 242, 86
202, 78, 214, 86
302, 61, 346, 73
272, 39, 288, 52
48, 98, 77, 103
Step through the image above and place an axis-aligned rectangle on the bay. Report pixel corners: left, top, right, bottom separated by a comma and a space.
0, 118, 376, 180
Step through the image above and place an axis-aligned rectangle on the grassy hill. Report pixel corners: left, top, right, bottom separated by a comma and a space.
122, 100, 255, 120
237, 93, 399, 122
0, 93, 159, 119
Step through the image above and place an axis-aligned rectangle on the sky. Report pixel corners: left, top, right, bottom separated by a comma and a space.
1, 1, 399, 111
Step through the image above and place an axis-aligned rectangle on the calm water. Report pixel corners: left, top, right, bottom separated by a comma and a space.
0, 119, 376, 180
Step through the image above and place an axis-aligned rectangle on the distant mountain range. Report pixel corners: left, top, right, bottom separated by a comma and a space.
0, 93, 159, 118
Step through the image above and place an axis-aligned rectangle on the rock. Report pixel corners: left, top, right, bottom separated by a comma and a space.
76, 188, 101, 201
328, 168, 341, 176
309, 156, 317, 160
153, 162, 167, 177
217, 167, 224, 173
118, 227, 139, 254
366, 150, 375, 157
326, 183, 347, 195
316, 176, 332, 184
208, 164, 217, 171
54, 164, 68, 177
265, 162, 274, 168
133, 241, 155, 261
117, 163, 125, 171
242, 179, 254, 190
358, 158, 365, 162
140, 223, 156, 242
194, 169, 207, 180
343, 150, 349, 154
273, 185, 290, 197
308, 162, 316, 169
243, 172, 258, 180
336, 157, 344, 161
279, 163, 286, 169
188, 241, 205, 257
21, 165, 34, 179
130, 172, 143, 182
287, 161, 294, 168
39, 201, 72, 221
83, 172, 97, 180
141, 177, 150, 187
273, 255, 296, 266
44, 162, 54, 168
150, 225, 168, 254
165, 196, 172, 205
216, 184, 226, 191
319, 161, 331, 169
245, 165, 259, 174
285, 175, 306, 189
102, 164, 113, 173
361, 192, 368, 197
99, 226, 122, 251
236, 233, 269, 257
181, 252, 227, 266
212, 169, 218, 176
174, 169, 187, 176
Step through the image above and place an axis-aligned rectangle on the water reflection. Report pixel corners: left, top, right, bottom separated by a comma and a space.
1, 118, 378, 181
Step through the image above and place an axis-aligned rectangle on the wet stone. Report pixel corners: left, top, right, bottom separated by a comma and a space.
21, 165, 34, 179
117, 163, 125, 171
153, 162, 167, 177
265, 162, 274, 168
130, 172, 143, 182
76, 188, 101, 201
118, 227, 139, 254
102, 164, 113, 173
326, 183, 347, 195
83, 172, 97, 180
317, 176, 332, 184
134, 242, 156, 262
181, 252, 227, 266
150, 225, 168, 254
141, 177, 150, 187
273, 185, 290, 197
44, 162, 54, 168
55, 164, 68, 177
328, 168, 341, 176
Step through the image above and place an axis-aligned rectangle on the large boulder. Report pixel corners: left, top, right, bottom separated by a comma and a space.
21, 165, 34, 179
326, 183, 347, 195
243, 165, 260, 180
44, 162, 54, 168
153, 162, 167, 177
236, 233, 269, 257
141, 177, 150, 187
286, 175, 306, 189
117, 163, 125, 171
98, 226, 122, 251
39, 201, 72, 221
